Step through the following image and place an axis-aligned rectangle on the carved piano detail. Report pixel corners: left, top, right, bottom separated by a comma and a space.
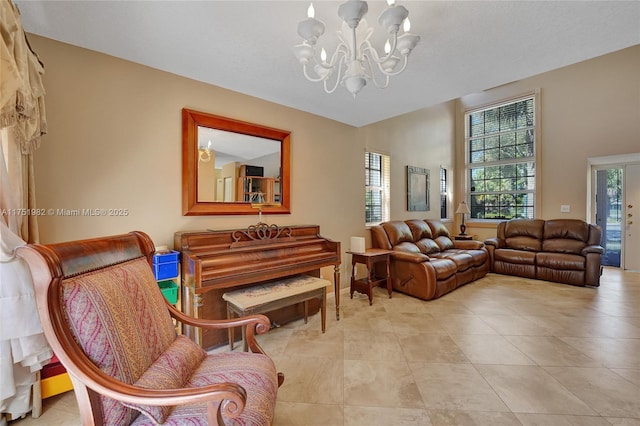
175, 224, 341, 349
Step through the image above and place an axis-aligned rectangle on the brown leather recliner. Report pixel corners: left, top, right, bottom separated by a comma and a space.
370, 219, 489, 300
484, 219, 604, 286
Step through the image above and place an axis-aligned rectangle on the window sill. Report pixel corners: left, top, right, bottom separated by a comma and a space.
466, 220, 502, 229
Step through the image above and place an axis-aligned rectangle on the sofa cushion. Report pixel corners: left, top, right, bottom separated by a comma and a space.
428, 258, 458, 280
394, 241, 422, 253
495, 261, 536, 279
536, 252, 586, 270
382, 221, 414, 245
542, 220, 589, 254
495, 249, 536, 265
434, 236, 455, 251
426, 220, 451, 238
542, 239, 587, 255
504, 236, 542, 252
536, 267, 585, 286
416, 238, 440, 254
504, 219, 544, 251
460, 249, 489, 267
426, 220, 455, 251
123, 335, 206, 424
430, 252, 474, 272
406, 219, 433, 240
543, 219, 589, 241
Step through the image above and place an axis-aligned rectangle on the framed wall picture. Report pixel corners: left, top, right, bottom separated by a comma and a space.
407, 166, 430, 211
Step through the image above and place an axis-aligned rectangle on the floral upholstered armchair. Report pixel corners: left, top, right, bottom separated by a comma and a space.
17, 231, 283, 425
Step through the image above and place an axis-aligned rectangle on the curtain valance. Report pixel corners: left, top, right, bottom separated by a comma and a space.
1, 0, 47, 153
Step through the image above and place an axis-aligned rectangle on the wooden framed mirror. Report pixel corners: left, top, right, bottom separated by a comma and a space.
182, 108, 291, 215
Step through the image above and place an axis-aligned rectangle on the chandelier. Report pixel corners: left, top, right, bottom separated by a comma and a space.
199, 140, 212, 162
294, 0, 420, 97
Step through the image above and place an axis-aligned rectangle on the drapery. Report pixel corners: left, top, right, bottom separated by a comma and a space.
1, 0, 51, 420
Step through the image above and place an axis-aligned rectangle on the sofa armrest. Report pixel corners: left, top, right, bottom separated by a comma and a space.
582, 245, 604, 255
391, 251, 430, 263
453, 240, 485, 250
484, 238, 504, 248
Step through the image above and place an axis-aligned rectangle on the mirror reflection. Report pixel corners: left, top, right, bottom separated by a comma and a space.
197, 127, 281, 204
182, 108, 290, 216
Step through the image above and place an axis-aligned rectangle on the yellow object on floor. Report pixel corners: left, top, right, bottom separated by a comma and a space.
40, 372, 73, 399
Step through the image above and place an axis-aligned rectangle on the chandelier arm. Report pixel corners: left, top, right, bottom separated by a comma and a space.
376, 54, 409, 77
362, 53, 390, 89
360, 33, 399, 65
323, 79, 341, 94
323, 57, 347, 93
320, 44, 349, 69
302, 63, 329, 82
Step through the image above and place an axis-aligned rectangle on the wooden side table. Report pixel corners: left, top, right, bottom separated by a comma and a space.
454, 234, 475, 240
347, 249, 393, 305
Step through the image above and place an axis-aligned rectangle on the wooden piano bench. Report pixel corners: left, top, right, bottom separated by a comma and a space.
223, 275, 331, 351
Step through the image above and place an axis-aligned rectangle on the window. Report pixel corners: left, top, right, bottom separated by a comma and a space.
365, 151, 390, 226
440, 167, 447, 219
465, 96, 536, 220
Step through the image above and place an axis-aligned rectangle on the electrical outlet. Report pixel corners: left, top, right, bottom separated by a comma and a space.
560, 205, 571, 213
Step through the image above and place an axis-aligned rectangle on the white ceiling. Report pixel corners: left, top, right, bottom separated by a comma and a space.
15, 0, 640, 127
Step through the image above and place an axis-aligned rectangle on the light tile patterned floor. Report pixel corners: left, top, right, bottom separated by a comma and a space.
11, 268, 640, 425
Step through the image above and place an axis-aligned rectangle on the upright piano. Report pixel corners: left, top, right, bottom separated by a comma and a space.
174, 223, 341, 349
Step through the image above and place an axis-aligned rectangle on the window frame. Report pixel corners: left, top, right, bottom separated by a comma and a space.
440, 166, 448, 219
464, 93, 540, 222
365, 150, 390, 227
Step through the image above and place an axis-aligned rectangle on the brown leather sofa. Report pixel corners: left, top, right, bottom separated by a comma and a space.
484, 219, 604, 287
370, 219, 489, 300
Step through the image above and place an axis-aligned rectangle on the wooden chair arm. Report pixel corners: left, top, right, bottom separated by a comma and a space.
166, 303, 270, 354
70, 366, 247, 425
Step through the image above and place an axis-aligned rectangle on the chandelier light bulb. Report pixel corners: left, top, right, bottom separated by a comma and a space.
294, 0, 420, 96
199, 141, 213, 162
297, 3, 325, 45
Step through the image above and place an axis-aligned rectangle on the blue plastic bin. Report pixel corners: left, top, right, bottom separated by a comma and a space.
153, 250, 180, 280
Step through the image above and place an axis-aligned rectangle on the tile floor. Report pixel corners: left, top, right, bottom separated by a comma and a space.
10, 268, 640, 425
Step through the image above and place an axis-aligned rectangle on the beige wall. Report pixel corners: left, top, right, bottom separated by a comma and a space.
456, 45, 640, 241
358, 102, 457, 240
26, 36, 351, 284
26, 35, 639, 283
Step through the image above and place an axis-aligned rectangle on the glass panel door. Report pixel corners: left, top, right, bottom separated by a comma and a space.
596, 168, 622, 267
